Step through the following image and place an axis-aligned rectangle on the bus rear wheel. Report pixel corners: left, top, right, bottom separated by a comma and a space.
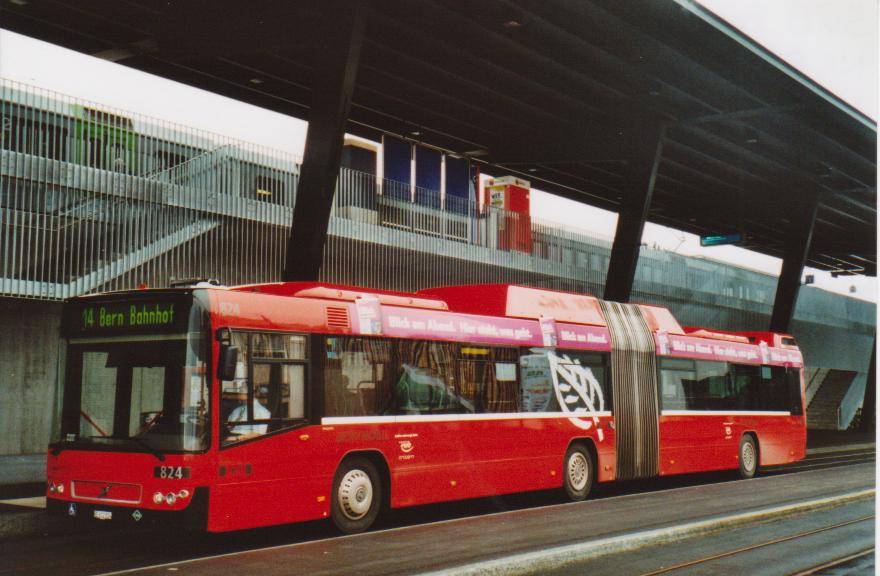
563, 444, 594, 501
738, 435, 758, 479
331, 456, 382, 534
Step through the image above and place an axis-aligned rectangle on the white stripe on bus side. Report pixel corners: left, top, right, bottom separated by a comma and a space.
660, 410, 791, 417
321, 412, 614, 425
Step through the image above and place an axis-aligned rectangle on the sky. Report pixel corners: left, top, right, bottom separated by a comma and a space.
0, 1, 876, 301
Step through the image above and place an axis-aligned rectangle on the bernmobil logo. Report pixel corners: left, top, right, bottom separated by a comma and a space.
399, 440, 414, 453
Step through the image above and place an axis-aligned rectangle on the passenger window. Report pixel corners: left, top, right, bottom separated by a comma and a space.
323, 338, 520, 416
659, 358, 695, 410
390, 340, 466, 414
786, 368, 803, 415
324, 337, 393, 417
520, 348, 609, 413
660, 359, 800, 413
221, 332, 308, 446
459, 346, 519, 413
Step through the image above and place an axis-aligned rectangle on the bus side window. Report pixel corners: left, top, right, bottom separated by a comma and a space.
764, 366, 790, 412
765, 366, 802, 414
519, 348, 609, 413
323, 337, 391, 417
482, 348, 519, 413
220, 332, 249, 428
729, 364, 763, 410
459, 346, 518, 414
391, 341, 464, 414
658, 357, 695, 410
786, 368, 803, 415
222, 332, 308, 445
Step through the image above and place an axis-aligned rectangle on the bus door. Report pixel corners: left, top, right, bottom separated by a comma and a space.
599, 301, 660, 480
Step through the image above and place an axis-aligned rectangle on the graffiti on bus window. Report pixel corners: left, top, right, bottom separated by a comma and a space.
546, 351, 606, 440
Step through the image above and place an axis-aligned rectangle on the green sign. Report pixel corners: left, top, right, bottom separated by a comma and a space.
64, 297, 191, 336
80, 302, 175, 330
700, 233, 742, 247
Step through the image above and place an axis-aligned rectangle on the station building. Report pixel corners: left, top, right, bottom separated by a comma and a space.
0, 80, 874, 481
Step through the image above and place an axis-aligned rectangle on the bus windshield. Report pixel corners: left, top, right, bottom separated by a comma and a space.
56, 295, 210, 453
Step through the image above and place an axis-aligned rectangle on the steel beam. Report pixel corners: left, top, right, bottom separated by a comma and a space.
603, 123, 666, 302
769, 196, 819, 333
282, 0, 368, 281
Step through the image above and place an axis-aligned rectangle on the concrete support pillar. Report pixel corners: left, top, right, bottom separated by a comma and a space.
859, 335, 875, 433
283, 0, 369, 281
769, 196, 819, 333
603, 124, 666, 303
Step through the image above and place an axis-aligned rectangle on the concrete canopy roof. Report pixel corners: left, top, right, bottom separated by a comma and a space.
2, 0, 876, 275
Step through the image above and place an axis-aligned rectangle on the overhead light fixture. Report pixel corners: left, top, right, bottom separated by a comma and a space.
464, 149, 489, 157
249, 78, 264, 85
745, 138, 758, 144
502, 20, 522, 28
410, 130, 422, 136
648, 90, 660, 97
527, 168, 537, 172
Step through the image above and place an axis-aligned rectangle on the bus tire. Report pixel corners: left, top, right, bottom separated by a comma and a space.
563, 444, 594, 501
331, 456, 382, 534
738, 435, 758, 479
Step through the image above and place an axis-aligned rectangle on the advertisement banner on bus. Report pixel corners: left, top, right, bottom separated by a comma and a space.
380, 306, 611, 350
659, 334, 803, 366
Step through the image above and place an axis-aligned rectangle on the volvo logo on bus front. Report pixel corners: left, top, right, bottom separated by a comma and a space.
546, 351, 606, 440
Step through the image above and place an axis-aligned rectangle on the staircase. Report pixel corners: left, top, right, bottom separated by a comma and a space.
146, 144, 232, 187
807, 370, 857, 430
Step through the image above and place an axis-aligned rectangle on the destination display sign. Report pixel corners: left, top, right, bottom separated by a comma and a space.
63, 297, 192, 336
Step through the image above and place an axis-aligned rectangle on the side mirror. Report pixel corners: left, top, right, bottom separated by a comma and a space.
218, 345, 240, 381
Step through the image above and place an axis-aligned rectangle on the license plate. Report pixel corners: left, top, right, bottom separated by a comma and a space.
93, 510, 112, 520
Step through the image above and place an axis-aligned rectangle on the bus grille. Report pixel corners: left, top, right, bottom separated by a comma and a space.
326, 306, 351, 329
71, 481, 142, 504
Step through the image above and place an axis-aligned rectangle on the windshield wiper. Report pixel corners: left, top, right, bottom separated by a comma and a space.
128, 436, 165, 462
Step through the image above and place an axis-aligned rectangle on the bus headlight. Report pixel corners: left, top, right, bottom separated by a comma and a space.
153, 492, 165, 504
165, 492, 177, 506
56, 483, 64, 494
177, 489, 190, 500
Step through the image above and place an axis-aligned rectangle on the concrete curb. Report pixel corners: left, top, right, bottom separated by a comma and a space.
806, 443, 875, 455
420, 488, 876, 576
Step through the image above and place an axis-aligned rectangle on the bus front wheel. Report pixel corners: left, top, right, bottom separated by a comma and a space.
563, 444, 594, 501
738, 435, 758, 479
331, 456, 382, 534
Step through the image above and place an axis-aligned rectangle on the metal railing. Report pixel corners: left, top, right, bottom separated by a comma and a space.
1, 79, 875, 339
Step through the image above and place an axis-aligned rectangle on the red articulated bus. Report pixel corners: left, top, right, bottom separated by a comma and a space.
47, 282, 806, 533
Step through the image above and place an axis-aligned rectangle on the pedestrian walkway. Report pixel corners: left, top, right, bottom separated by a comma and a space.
807, 429, 875, 454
